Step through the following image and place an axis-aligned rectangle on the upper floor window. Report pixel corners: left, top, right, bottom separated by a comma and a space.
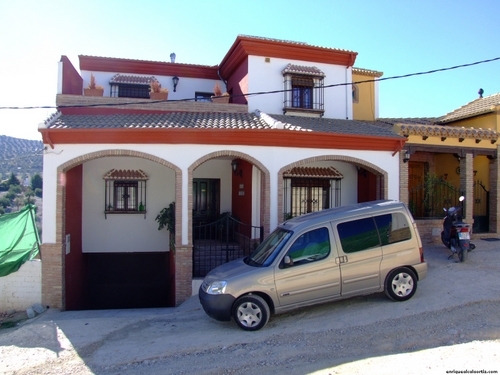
282, 64, 325, 117
109, 74, 153, 99
292, 77, 313, 109
195, 92, 213, 102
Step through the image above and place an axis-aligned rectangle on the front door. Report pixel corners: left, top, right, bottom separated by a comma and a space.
193, 179, 220, 227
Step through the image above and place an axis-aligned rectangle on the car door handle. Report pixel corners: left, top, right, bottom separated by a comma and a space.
336, 256, 348, 264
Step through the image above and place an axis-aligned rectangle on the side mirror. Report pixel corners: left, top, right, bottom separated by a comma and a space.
284, 255, 293, 267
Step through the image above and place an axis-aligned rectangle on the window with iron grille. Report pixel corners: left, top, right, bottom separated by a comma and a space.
283, 178, 341, 220
104, 169, 148, 217
292, 77, 313, 109
195, 92, 213, 102
282, 64, 325, 116
114, 181, 138, 211
110, 84, 150, 99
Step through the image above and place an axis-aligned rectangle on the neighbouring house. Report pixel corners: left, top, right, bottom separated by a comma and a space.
379, 91, 500, 242
39, 35, 407, 311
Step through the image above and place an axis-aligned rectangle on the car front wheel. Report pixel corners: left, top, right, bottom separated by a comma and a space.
232, 294, 270, 331
385, 267, 417, 302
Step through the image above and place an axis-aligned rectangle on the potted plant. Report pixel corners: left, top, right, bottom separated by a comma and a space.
150, 80, 169, 100
84, 73, 104, 96
211, 82, 230, 103
155, 202, 175, 250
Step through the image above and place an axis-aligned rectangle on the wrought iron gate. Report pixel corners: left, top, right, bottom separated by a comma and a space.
473, 180, 489, 233
192, 214, 264, 277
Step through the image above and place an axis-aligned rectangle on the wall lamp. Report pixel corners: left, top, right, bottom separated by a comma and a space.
231, 159, 242, 177
172, 76, 179, 92
403, 150, 410, 163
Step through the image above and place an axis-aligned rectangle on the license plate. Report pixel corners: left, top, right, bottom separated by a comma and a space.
458, 232, 470, 240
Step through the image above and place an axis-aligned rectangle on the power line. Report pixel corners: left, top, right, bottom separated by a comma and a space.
1, 56, 499, 111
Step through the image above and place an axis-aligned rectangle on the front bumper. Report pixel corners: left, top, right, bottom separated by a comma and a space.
199, 287, 235, 321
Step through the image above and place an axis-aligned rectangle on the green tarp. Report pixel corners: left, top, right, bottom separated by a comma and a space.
0, 205, 40, 277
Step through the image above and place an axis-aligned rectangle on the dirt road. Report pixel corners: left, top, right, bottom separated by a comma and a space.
1, 242, 500, 374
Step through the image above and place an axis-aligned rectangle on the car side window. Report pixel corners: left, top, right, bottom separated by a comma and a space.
374, 213, 411, 245
337, 217, 380, 253
285, 227, 330, 266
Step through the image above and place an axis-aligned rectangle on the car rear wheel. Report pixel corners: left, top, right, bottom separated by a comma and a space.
232, 294, 270, 331
385, 267, 417, 301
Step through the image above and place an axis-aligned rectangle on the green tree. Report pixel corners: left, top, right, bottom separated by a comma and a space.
0, 197, 10, 208
31, 174, 43, 190
34, 188, 43, 198
9, 185, 22, 194
7, 173, 20, 186
24, 188, 36, 205
5, 191, 16, 201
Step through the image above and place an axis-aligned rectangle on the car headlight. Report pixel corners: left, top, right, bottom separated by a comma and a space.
206, 281, 227, 295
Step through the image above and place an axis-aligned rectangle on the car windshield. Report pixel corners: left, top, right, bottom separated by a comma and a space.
245, 227, 292, 267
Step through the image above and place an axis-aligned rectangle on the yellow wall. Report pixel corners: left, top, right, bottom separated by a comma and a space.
447, 112, 498, 131
352, 72, 376, 121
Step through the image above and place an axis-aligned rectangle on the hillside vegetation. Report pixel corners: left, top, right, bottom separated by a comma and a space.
0, 135, 43, 180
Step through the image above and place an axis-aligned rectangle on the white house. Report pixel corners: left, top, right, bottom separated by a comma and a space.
39, 35, 405, 310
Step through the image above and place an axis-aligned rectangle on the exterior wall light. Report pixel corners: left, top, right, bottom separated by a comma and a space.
172, 76, 179, 92
403, 150, 410, 163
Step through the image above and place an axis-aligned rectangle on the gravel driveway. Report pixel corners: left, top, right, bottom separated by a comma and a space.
1, 241, 500, 374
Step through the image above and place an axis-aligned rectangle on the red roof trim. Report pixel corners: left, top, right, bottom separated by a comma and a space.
79, 56, 220, 80
219, 36, 358, 79
39, 128, 403, 152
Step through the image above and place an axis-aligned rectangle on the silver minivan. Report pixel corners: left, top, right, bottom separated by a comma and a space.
199, 200, 427, 331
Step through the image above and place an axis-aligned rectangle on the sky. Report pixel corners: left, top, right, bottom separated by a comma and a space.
0, 0, 499, 141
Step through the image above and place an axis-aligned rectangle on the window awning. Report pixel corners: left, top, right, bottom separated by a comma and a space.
282, 64, 325, 77
104, 169, 149, 180
109, 74, 156, 85
284, 166, 343, 179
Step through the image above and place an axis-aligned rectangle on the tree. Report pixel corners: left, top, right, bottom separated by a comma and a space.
7, 173, 20, 186
0, 197, 10, 208
31, 174, 43, 190
24, 188, 36, 205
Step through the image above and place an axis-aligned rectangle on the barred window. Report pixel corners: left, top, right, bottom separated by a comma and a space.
104, 169, 148, 218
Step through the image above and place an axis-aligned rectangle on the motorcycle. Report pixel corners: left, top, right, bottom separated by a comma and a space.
441, 196, 475, 262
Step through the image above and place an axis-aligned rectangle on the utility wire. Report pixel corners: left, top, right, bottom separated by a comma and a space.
1, 56, 499, 111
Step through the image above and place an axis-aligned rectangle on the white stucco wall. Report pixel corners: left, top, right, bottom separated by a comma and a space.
42, 143, 400, 247
0, 260, 41, 311
246, 55, 352, 119
81, 71, 221, 102
82, 157, 176, 253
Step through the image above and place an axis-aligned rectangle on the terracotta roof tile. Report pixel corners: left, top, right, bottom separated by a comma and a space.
282, 64, 325, 77
284, 166, 344, 179
438, 93, 500, 123
104, 169, 148, 180
44, 111, 403, 139
352, 67, 383, 77
109, 74, 156, 85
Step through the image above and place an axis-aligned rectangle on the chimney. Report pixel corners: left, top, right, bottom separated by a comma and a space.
170, 53, 176, 63
478, 88, 484, 98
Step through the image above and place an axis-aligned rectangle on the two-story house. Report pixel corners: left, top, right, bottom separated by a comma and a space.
39, 35, 406, 311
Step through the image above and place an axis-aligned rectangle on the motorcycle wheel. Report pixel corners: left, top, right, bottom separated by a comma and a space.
458, 247, 468, 262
